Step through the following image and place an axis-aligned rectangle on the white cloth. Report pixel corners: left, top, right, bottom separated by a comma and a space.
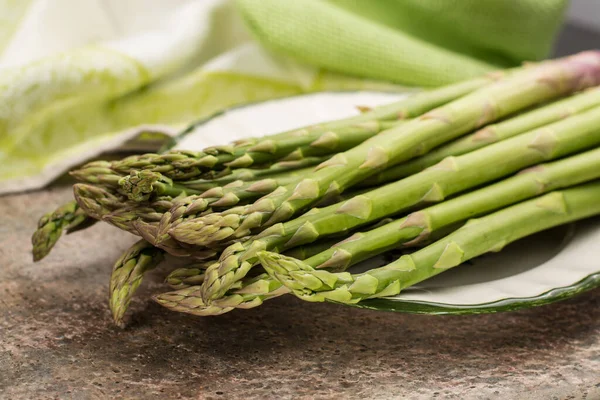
0, 0, 406, 194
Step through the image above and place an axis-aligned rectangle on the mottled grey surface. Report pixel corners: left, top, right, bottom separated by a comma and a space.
2, 183, 600, 400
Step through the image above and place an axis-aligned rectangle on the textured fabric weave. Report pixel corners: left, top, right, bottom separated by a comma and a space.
236, 0, 569, 86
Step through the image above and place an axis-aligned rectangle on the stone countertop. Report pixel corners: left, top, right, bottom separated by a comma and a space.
2, 187, 600, 400
3, 24, 600, 400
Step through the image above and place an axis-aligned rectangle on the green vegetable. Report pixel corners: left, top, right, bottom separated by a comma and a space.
109, 240, 165, 325
364, 87, 600, 185
156, 145, 600, 314
31, 201, 96, 261
173, 51, 600, 254
108, 75, 488, 181
171, 54, 600, 303
258, 181, 600, 303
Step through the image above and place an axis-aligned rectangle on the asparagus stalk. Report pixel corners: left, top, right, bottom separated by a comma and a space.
182, 101, 600, 303
118, 122, 401, 203
165, 237, 341, 290
174, 52, 600, 253
109, 119, 393, 180
109, 240, 165, 325
258, 181, 600, 303
166, 264, 210, 289
200, 76, 496, 169
156, 272, 296, 316
120, 163, 313, 207
133, 219, 222, 259
214, 120, 401, 169
156, 145, 600, 314
73, 184, 126, 220
71, 156, 327, 190
101, 75, 494, 181
73, 183, 174, 234
132, 166, 318, 256
196, 156, 327, 183
69, 161, 124, 187
31, 201, 96, 261
364, 86, 600, 186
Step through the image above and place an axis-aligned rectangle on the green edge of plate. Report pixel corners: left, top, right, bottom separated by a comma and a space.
170, 92, 600, 315
348, 271, 600, 315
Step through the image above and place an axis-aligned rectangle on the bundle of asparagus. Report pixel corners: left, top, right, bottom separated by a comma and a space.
31, 51, 600, 324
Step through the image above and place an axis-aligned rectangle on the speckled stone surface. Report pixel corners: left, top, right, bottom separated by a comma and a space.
2, 183, 600, 400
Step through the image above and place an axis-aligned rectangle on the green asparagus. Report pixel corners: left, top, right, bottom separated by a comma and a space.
73, 183, 174, 234
27, 51, 600, 323
69, 161, 124, 187
173, 51, 600, 255
155, 273, 291, 316
156, 145, 600, 314
177, 103, 598, 301
111, 75, 488, 181
201, 76, 496, 168
364, 86, 600, 185
31, 201, 96, 261
165, 237, 341, 290
109, 240, 165, 325
170, 53, 600, 303
258, 181, 600, 303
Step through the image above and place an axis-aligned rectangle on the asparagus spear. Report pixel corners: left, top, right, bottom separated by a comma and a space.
71, 156, 327, 191
194, 156, 327, 183
69, 161, 124, 187
184, 100, 600, 303
120, 163, 314, 207
364, 86, 600, 186
174, 52, 600, 253
165, 237, 341, 290
147, 167, 316, 247
31, 201, 96, 261
258, 181, 600, 303
73, 184, 126, 220
108, 119, 393, 180
100, 75, 495, 182
165, 265, 210, 289
155, 272, 291, 316
118, 122, 402, 203
156, 145, 600, 314
109, 240, 165, 325
73, 183, 174, 234
133, 219, 223, 260
215, 120, 400, 169
199, 76, 495, 168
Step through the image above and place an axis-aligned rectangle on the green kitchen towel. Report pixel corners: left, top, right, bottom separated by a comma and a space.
0, 0, 568, 194
236, 0, 569, 86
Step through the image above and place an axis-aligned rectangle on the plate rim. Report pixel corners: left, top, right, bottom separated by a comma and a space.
350, 271, 600, 315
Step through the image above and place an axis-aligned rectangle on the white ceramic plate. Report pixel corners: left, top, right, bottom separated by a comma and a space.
170, 92, 600, 314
